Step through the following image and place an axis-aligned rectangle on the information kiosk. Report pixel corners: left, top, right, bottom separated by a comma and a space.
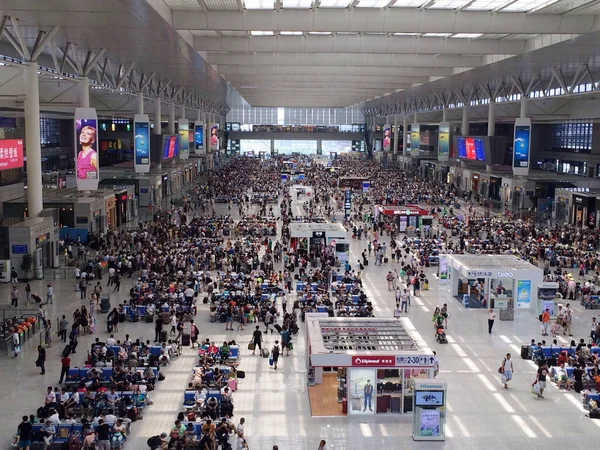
412, 379, 447, 441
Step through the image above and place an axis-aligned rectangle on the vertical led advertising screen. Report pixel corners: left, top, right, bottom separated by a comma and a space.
516, 280, 531, 309
74, 107, 99, 191
194, 125, 203, 153
178, 120, 189, 160
210, 123, 219, 151
0, 139, 24, 171
410, 123, 420, 157
383, 124, 391, 152
134, 114, 150, 173
513, 117, 531, 176
438, 122, 449, 162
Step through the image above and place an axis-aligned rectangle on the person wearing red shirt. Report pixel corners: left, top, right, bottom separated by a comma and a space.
59, 356, 71, 384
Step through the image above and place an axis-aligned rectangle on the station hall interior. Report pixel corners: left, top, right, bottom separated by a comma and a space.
5, 0, 600, 449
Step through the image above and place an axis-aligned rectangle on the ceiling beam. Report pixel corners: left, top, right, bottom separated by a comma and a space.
173, 9, 595, 34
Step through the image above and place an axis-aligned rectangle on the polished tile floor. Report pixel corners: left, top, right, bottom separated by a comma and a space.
2, 201, 600, 450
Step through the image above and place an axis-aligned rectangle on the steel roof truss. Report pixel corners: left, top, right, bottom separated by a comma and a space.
83, 49, 107, 78
9, 17, 31, 61
568, 64, 586, 94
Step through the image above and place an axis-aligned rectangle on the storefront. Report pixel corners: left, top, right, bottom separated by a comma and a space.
105, 196, 117, 231
572, 192, 596, 227
373, 205, 432, 233
445, 254, 543, 312
9, 216, 57, 279
306, 316, 435, 417
289, 223, 348, 263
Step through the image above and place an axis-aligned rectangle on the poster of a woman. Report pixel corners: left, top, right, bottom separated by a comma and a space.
210, 125, 218, 150
76, 120, 98, 180
383, 125, 391, 152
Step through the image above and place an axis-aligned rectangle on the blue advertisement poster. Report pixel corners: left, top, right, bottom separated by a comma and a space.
134, 122, 150, 165
194, 125, 203, 152
513, 124, 530, 168
516, 280, 531, 308
344, 190, 352, 219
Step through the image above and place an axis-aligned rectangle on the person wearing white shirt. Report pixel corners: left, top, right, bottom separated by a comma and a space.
64, 416, 77, 425
236, 418, 245, 436
393, 303, 403, 319
106, 335, 116, 347
488, 308, 496, 334
104, 411, 117, 423
47, 410, 61, 425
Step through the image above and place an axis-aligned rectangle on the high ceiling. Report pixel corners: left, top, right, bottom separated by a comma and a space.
159, 0, 600, 107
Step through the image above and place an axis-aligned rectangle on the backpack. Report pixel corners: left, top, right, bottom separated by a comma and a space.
272, 345, 280, 357
147, 436, 161, 449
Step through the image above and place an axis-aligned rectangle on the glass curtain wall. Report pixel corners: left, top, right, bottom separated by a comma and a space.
274, 140, 317, 155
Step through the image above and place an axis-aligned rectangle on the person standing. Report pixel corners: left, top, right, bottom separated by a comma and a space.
535, 361, 548, 399
36, 345, 46, 375
401, 289, 409, 313
541, 308, 550, 336
488, 308, 496, 334
59, 355, 70, 384
12, 327, 20, 358
501, 353, 513, 389
46, 283, 53, 304
154, 315, 163, 343
413, 277, 421, 297
59, 315, 69, 343
15, 415, 33, 450
564, 303, 573, 337
25, 283, 31, 304
318, 439, 327, 450
44, 319, 52, 348
113, 271, 121, 292
11, 286, 19, 308
394, 303, 403, 319
252, 325, 263, 355
363, 380, 373, 412
170, 313, 177, 335
95, 418, 111, 450
10, 267, 18, 285
386, 271, 394, 291
79, 277, 87, 300
271, 340, 281, 370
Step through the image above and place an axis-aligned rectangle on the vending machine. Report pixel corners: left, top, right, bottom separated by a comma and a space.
412, 379, 447, 441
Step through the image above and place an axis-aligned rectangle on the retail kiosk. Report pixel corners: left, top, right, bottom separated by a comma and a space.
306, 316, 436, 417
374, 205, 433, 233
444, 254, 543, 311
289, 222, 349, 263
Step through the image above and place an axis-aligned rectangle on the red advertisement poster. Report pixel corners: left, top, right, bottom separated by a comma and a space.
0, 139, 24, 171
465, 137, 475, 160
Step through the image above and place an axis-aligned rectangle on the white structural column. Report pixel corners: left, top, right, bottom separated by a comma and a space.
168, 102, 175, 135
181, 105, 186, 121
402, 115, 408, 156
442, 106, 448, 123
393, 116, 398, 154
79, 77, 90, 108
520, 96, 528, 118
204, 113, 209, 153
462, 106, 470, 136
154, 98, 161, 135
413, 111, 417, 124
25, 62, 43, 218
486, 100, 495, 172
136, 94, 144, 115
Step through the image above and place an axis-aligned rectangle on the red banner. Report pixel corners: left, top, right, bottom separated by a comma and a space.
0, 139, 23, 171
352, 356, 395, 367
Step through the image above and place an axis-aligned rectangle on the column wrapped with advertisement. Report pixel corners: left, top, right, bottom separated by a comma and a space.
134, 114, 150, 173
410, 123, 420, 157
74, 108, 99, 191
438, 122, 450, 162
513, 118, 531, 176
178, 120, 189, 160
383, 124, 391, 152
210, 123, 219, 151
194, 124, 203, 154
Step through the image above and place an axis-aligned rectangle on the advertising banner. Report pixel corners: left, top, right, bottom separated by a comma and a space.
134, 114, 150, 173
438, 122, 449, 161
178, 120, 189, 160
74, 108, 99, 191
410, 123, 420, 157
344, 189, 352, 219
383, 124, 391, 152
513, 118, 531, 176
194, 125, 203, 154
0, 139, 24, 171
419, 410, 441, 437
438, 254, 448, 285
516, 280, 531, 309
348, 368, 376, 415
210, 123, 219, 151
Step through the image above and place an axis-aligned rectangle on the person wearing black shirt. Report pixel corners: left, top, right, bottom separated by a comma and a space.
573, 364, 585, 393
251, 326, 263, 355
536, 362, 549, 399
155, 317, 163, 343
95, 419, 111, 450
16, 415, 33, 450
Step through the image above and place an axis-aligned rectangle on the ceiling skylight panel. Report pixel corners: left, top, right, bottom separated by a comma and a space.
165, 0, 204, 10
427, 0, 469, 8
356, 0, 391, 7
251, 30, 274, 35
501, 0, 559, 11
464, 0, 511, 10
422, 32, 451, 37
451, 33, 483, 38
280, 31, 304, 35
283, 0, 313, 7
390, 0, 426, 6
244, 0, 275, 9
317, 0, 351, 7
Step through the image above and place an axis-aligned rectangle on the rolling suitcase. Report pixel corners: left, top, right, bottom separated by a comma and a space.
118, 313, 126, 323
390, 397, 401, 413
274, 324, 282, 333
107, 322, 113, 333
384, 257, 389, 263
146, 315, 154, 323
161, 312, 170, 325
262, 348, 269, 358
521, 344, 531, 360
181, 333, 190, 346
160, 330, 168, 342
237, 370, 245, 379
61, 344, 72, 358
377, 395, 390, 413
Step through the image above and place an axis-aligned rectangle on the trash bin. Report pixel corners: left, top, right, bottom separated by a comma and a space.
100, 294, 110, 313
499, 308, 514, 321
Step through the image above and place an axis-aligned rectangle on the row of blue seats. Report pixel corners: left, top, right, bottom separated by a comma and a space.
199, 345, 240, 360
28, 421, 126, 446
65, 367, 158, 385
531, 346, 600, 358
583, 393, 600, 410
